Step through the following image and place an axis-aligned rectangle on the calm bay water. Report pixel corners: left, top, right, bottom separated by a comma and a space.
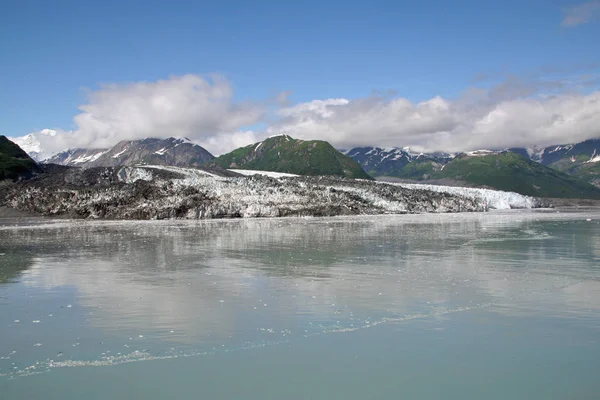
1, 210, 599, 399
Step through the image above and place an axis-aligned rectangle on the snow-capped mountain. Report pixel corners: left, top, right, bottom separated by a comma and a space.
348, 138, 600, 182
45, 137, 215, 168
346, 139, 600, 196
8, 129, 58, 162
526, 139, 600, 187
45, 148, 110, 166
345, 147, 453, 179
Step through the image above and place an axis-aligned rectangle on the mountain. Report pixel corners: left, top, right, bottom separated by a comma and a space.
45, 148, 110, 166
528, 139, 600, 186
434, 152, 600, 199
345, 147, 453, 180
9, 129, 57, 162
346, 143, 600, 199
212, 135, 372, 179
45, 137, 214, 168
0, 136, 41, 181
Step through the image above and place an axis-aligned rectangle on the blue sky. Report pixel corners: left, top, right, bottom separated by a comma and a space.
2, 0, 600, 153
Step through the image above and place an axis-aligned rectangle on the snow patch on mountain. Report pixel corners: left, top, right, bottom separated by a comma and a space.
69, 151, 107, 164
549, 144, 574, 154
229, 169, 299, 178
267, 134, 292, 141
466, 150, 496, 157
112, 148, 128, 158
585, 149, 600, 163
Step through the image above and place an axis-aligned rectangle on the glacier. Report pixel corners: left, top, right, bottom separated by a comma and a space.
229, 169, 299, 178
389, 182, 538, 210
0, 165, 545, 220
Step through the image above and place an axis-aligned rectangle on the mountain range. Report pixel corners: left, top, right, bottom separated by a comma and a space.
345, 139, 600, 198
5, 132, 600, 199
45, 137, 214, 168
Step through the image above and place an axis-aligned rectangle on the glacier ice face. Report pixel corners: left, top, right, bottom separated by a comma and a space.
389, 182, 540, 210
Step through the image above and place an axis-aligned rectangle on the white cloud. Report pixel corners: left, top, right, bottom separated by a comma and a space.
12, 73, 600, 157
561, 1, 600, 27
278, 98, 349, 118
34, 74, 265, 154
196, 130, 259, 156
267, 83, 600, 152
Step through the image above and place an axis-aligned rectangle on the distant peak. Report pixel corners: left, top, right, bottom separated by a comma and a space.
39, 129, 58, 137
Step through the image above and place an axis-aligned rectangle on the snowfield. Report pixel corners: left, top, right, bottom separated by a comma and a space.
1, 165, 545, 220
228, 169, 299, 178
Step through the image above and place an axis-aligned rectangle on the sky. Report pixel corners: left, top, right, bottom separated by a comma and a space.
1, 0, 600, 155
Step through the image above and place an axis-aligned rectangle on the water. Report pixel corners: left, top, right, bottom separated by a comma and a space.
0, 210, 599, 399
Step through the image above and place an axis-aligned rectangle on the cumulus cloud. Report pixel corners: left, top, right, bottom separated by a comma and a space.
196, 130, 259, 156
38, 74, 265, 154
561, 1, 600, 27
267, 78, 600, 152
15, 71, 600, 156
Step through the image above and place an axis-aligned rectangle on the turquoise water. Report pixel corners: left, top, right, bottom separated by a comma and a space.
1, 210, 599, 399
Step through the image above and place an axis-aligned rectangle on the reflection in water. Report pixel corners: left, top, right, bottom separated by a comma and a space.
0, 251, 35, 285
0, 211, 599, 379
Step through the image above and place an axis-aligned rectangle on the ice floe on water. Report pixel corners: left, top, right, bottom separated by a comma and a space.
0, 303, 491, 379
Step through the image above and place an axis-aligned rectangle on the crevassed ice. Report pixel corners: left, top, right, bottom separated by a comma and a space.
391, 182, 537, 210
117, 167, 153, 184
